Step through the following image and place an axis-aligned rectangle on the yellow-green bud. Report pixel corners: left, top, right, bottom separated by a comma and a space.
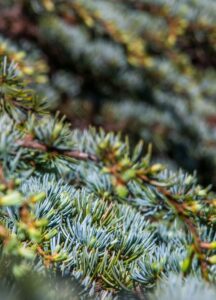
28, 228, 42, 242
44, 229, 58, 240
52, 122, 63, 140
181, 257, 191, 273
18, 246, 35, 259
30, 192, 46, 204
122, 169, 136, 182
116, 185, 128, 198
0, 191, 23, 206
149, 163, 164, 173
208, 255, 216, 264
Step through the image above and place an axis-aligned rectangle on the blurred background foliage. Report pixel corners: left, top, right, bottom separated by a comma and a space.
0, 0, 215, 188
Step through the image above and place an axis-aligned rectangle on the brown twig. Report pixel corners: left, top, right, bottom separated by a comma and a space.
139, 173, 209, 280
16, 135, 98, 162
0, 164, 15, 189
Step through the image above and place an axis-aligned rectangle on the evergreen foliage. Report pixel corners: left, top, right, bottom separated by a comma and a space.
0, 54, 216, 299
0, 0, 215, 187
0, 1, 216, 299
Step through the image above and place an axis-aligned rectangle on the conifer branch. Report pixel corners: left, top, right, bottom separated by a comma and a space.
17, 135, 98, 162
